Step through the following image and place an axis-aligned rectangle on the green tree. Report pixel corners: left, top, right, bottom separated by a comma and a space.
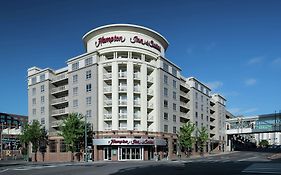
178, 122, 196, 156
19, 123, 31, 161
197, 126, 209, 155
19, 120, 46, 162
39, 127, 48, 162
259, 140, 269, 148
59, 113, 85, 162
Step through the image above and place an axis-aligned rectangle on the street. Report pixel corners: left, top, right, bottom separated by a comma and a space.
0, 151, 281, 175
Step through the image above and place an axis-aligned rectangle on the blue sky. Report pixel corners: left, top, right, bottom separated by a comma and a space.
0, 0, 281, 116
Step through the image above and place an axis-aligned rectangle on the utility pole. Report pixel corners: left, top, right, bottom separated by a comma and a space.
84, 116, 88, 162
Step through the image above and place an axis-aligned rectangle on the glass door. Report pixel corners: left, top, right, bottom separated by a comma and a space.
104, 147, 112, 160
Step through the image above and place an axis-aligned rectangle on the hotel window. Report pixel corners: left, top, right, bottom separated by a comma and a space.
173, 126, 177, 134
164, 75, 168, 84
73, 87, 78, 96
41, 107, 45, 115
206, 107, 209, 113
86, 84, 92, 92
201, 86, 204, 92
201, 114, 203, 120
201, 104, 203, 111
195, 112, 198, 118
41, 118, 45, 125
86, 96, 91, 105
86, 110, 92, 118
40, 74, 45, 81
41, 96, 45, 104
32, 88, 36, 96
173, 80, 177, 88
31, 77, 36, 84
173, 103, 177, 111
172, 68, 177, 76
85, 57, 93, 66
164, 125, 168, 133
72, 62, 79, 71
40, 85, 45, 92
164, 87, 168, 97
86, 70, 91, 79
49, 140, 57, 152
164, 100, 168, 108
164, 113, 168, 120
195, 102, 198, 109
73, 74, 78, 84
206, 116, 209, 121
173, 91, 177, 99
32, 98, 36, 105
32, 109, 36, 115
195, 121, 198, 127
60, 140, 67, 152
73, 99, 78, 107
173, 115, 176, 122
163, 63, 169, 72
195, 92, 198, 99
201, 95, 203, 102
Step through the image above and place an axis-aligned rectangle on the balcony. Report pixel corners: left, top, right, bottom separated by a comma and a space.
134, 100, 141, 106
147, 102, 153, 109
118, 86, 127, 92
134, 114, 141, 119
104, 100, 112, 106
104, 113, 112, 120
52, 73, 67, 84
134, 126, 141, 131
51, 120, 63, 128
51, 97, 68, 106
119, 113, 127, 120
134, 86, 140, 93
119, 72, 127, 79
104, 86, 112, 93
119, 126, 127, 130
103, 73, 112, 80
51, 108, 68, 117
104, 126, 112, 131
147, 89, 153, 96
133, 72, 140, 79
148, 115, 153, 121
119, 100, 127, 105
147, 75, 153, 83
51, 85, 68, 95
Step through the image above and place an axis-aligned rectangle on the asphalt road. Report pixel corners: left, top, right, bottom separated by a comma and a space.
1, 151, 281, 175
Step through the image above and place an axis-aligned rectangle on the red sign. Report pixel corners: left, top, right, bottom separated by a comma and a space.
130, 36, 161, 52
95, 35, 125, 47
108, 139, 155, 145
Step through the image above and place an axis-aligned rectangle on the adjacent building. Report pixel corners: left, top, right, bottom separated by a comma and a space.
27, 24, 232, 161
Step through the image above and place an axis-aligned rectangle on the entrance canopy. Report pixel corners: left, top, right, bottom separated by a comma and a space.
93, 138, 166, 146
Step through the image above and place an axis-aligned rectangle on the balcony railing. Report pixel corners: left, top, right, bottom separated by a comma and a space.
104, 100, 112, 106
134, 100, 141, 106
51, 120, 63, 127
133, 72, 140, 79
134, 126, 141, 131
119, 72, 127, 78
51, 85, 68, 94
148, 115, 153, 121
119, 113, 127, 119
51, 97, 68, 105
103, 73, 112, 79
147, 75, 153, 82
52, 108, 68, 116
119, 126, 127, 130
104, 113, 112, 119
104, 86, 112, 92
147, 102, 153, 108
134, 114, 141, 119
119, 100, 127, 105
118, 86, 127, 91
104, 126, 112, 130
52, 73, 67, 82
134, 86, 140, 92
147, 89, 153, 96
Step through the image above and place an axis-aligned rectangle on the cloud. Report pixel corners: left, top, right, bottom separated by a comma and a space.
245, 78, 257, 86
228, 108, 241, 115
272, 57, 281, 65
205, 81, 223, 91
228, 107, 258, 116
247, 57, 263, 65
243, 108, 258, 114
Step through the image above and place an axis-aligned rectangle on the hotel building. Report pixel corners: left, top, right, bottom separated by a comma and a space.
27, 24, 232, 161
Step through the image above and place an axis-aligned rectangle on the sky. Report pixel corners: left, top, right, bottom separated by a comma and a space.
0, 0, 281, 117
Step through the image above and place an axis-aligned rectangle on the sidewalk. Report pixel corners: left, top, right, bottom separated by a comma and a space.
0, 159, 28, 167
168, 151, 239, 161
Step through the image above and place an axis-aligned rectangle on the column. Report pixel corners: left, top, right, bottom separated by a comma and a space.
112, 62, 119, 130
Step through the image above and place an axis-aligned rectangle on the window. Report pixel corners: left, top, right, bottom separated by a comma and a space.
201, 86, 204, 92
201, 95, 203, 102
73, 99, 78, 107
195, 92, 198, 99
172, 68, 177, 76
164, 75, 168, 84
32, 109, 36, 115
86, 110, 92, 118
195, 102, 198, 109
164, 113, 168, 120
32, 98, 36, 105
173, 91, 176, 99
206, 116, 209, 121
72, 62, 79, 71
49, 140, 57, 152
86, 84, 92, 92
40, 85, 45, 92
173, 126, 177, 134
164, 100, 168, 108
86, 70, 91, 79
73, 74, 78, 84
73, 87, 78, 96
60, 140, 67, 152
164, 125, 168, 132
164, 87, 168, 97
201, 104, 203, 111
201, 114, 203, 120
173, 103, 177, 111
86, 96, 91, 105
41, 96, 45, 104
173, 80, 176, 88
32, 77, 36, 84
40, 74, 45, 81
41, 107, 45, 115
85, 57, 93, 66
32, 88, 36, 96
173, 115, 176, 122
163, 63, 169, 72
195, 112, 198, 118
41, 118, 45, 125
195, 121, 198, 127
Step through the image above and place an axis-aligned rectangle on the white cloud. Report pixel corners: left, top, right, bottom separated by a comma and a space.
245, 78, 257, 86
247, 57, 263, 65
205, 81, 223, 91
272, 57, 281, 65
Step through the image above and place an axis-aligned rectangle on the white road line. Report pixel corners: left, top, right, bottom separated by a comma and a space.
237, 156, 257, 161
0, 169, 9, 174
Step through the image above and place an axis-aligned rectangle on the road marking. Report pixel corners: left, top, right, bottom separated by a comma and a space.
0, 169, 9, 174
238, 156, 257, 161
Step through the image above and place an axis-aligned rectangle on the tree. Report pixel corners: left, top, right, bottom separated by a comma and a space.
19, 123, 31, 161
197, 126, 209, 155
19, 120, 46, 162
38, 127, 48, 162
178, 122, 196, 157
59, 113, 85, 162
259, 140, 269, 148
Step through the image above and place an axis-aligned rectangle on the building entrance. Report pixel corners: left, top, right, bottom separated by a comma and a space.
118, 147, 143, 160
